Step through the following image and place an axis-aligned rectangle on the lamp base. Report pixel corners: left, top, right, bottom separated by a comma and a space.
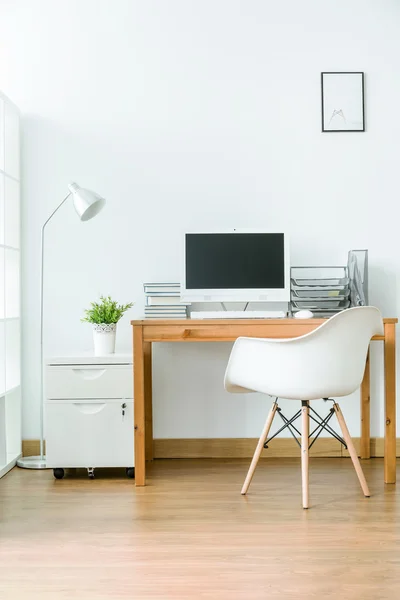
17, 456, 49, 469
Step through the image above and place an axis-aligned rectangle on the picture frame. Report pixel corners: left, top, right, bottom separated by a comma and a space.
321, 72, 365, 132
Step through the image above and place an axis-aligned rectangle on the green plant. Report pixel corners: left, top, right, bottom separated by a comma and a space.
81, 296, 134, 325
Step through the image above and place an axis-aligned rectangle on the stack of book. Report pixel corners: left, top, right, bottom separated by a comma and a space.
144, 283, 189, 319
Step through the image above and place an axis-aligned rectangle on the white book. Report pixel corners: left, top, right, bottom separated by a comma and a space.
145, 314, 187, 319
145, 310, 187, 314
144, 284, 180, 293
145, 311, 187, 316
145, 317, 187, 320
143, 282, 179, 286
146, 296, 189, 306
145, 304, 186, 310
145, 307, 187, 312
145, 292, 181, 297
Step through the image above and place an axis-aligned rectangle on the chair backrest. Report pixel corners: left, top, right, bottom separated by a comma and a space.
224, 307, 384, 400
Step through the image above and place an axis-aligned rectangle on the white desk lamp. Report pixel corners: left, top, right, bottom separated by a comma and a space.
17, 182, 106, 469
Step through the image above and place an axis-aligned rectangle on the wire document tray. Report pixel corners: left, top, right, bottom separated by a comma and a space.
290, 251, 368, 317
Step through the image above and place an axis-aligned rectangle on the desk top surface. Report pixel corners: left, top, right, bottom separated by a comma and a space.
132, 317, 398, 326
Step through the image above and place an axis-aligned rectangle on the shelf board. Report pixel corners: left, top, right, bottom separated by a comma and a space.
47, 352, 133, 365
0, 452, 21, 478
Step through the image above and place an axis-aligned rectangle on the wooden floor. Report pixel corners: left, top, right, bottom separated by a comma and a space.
0, 458, 399, 599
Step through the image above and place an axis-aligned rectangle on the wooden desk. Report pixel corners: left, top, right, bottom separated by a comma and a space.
132, 318, 397, 486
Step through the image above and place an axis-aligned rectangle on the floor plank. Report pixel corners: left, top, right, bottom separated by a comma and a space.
0, 458, 399, 599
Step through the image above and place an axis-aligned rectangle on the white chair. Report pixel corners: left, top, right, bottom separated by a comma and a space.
224, 306, 384, 508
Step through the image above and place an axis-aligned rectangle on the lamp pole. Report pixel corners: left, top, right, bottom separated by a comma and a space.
39, 192, 72, 463
17, 184, 105, 469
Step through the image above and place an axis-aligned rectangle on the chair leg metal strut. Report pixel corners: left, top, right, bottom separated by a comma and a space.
242, 398, 370, 504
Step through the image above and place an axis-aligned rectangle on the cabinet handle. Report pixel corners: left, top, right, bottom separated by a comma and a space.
72, 369, 106, 380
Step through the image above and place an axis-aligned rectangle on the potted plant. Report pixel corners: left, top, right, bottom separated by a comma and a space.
82, 296, 134, 356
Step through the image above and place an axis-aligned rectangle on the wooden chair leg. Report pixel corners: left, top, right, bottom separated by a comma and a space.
301, 401, 309, 509
241, 401, 278, 495
333, 402, 370, 497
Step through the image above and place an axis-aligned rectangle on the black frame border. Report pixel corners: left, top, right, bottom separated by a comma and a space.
321, 72, 365, 133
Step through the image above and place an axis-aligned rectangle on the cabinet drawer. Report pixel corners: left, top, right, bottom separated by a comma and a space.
46, 365, 132, 399
45, 398, 134, 468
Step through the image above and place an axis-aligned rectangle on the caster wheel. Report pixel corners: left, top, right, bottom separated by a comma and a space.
126, 467, 135, 479
53, 468, 65, 480
88, 468, 95, 479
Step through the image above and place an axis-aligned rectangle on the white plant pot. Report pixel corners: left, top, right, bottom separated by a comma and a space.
92, 323, 117, 356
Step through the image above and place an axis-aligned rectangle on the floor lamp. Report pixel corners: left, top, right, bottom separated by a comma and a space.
17, 182, 106, 469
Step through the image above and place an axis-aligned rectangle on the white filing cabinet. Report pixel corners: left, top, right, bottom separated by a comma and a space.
45, 354, 134, 480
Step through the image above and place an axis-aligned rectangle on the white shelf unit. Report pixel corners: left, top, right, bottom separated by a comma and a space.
0, 92, 21, 478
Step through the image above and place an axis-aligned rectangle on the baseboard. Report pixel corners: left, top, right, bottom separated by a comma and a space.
22, 438, 400, 459
22, 440, 46, 457
153, 437, 400, 458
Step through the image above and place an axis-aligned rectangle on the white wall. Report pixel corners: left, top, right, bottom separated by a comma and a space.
0, 0, 399, 440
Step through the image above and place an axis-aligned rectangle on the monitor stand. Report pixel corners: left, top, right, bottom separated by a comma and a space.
221, 302, 249, 312
190, 302, 288, 319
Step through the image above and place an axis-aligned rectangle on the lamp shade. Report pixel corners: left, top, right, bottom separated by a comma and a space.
68, 182, 106, 221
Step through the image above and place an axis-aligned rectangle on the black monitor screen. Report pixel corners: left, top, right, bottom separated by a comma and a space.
185, 233, 285, 290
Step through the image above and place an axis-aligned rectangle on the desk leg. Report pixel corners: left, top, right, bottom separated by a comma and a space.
144, 342, 153, 461
360, 349, 371, 459
384, 323, 396, 484
134, 325, 146, 486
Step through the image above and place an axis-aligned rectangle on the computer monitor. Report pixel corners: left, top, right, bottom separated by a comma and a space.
181, 230, 290, 302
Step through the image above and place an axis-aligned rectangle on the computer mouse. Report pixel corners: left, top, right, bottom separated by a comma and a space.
294, 310, 314, 319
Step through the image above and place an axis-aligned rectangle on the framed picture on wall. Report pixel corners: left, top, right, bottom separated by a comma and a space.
321, 72, 365, 132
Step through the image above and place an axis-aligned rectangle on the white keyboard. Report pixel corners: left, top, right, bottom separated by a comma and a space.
190, 310, 287, 319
